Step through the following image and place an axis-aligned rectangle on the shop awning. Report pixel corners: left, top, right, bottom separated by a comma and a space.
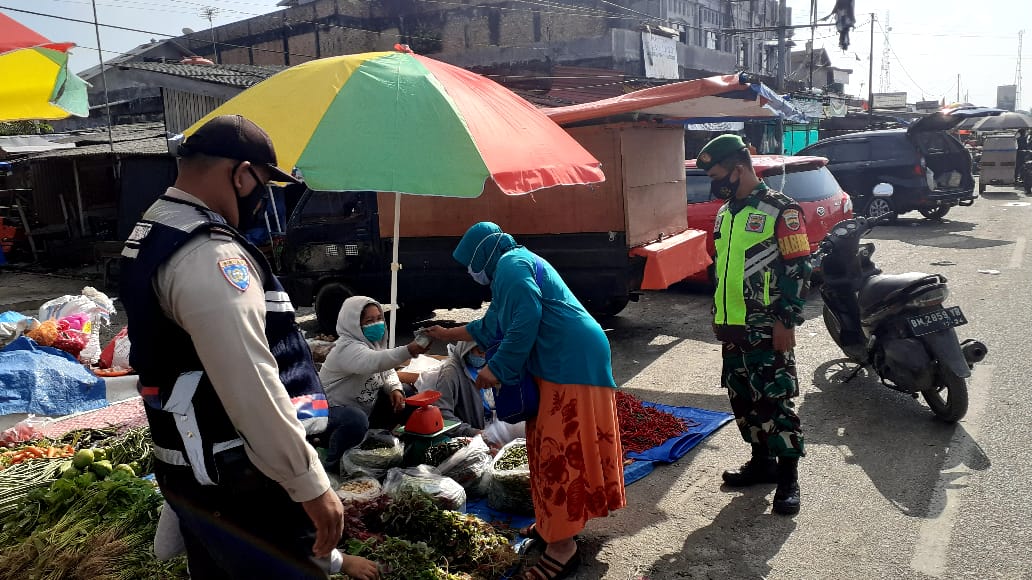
545, 73, 809, 126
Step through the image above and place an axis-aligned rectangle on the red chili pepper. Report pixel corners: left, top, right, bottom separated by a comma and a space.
615, 391, 697, 454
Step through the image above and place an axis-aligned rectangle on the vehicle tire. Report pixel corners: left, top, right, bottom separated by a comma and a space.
314, 281, 353, 335
864, 198, 895, 220
978, 181, 986, 195
921, 369, 969, 423
919, 206, 951, 220
821, 304, 864, 363
590, 295, 630, 319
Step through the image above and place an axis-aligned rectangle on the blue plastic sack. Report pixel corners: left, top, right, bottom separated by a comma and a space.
0, 336, 107, 416
0, 311, 27, 324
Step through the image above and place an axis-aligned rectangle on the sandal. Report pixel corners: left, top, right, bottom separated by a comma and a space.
518, 524, 544, 543
523, 549, 580, 580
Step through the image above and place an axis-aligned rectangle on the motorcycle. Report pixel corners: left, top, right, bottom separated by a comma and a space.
816, 184, 988, 422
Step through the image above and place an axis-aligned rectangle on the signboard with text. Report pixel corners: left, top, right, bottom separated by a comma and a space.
872, 92, 908, 109
642, 32, 679, 80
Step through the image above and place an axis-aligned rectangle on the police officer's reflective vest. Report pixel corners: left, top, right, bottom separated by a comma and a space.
120, 196, 328, 486
713, 187, 794, 326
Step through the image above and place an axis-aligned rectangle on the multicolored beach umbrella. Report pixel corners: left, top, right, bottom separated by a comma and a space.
185, 46, 604, 196
0, 13, 89, 122
187, 47, 605, 346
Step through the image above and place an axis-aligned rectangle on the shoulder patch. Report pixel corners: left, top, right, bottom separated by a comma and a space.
782, 208, 801, 231
218, 258, 251, 291
745, 213, 767, 233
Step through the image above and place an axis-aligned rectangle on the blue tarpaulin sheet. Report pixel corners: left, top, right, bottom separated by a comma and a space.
0, 336, 107, 416
469, 402, 733, 545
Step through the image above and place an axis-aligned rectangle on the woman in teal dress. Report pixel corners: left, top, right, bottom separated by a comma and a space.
427, 222, 625, 580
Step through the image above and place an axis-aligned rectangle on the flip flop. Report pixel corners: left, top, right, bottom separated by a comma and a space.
523, 549, 580, 580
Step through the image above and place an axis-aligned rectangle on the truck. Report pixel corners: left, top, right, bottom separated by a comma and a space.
277, 122, 711, 333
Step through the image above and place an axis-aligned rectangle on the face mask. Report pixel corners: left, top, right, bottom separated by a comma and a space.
710, 167, 739, 200
467, 233, 503, 285
361, 321, 386, 343
232, 165, 270, 231
466, 353, 487, 368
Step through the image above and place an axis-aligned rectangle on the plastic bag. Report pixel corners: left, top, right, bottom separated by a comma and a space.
340, 429, 404, 480
153, 501, 186, 561
0, 415, 50, 446
99, 327, 132, 369
25, 319, 59, 346
482, 417, 526, 449
38, 287, 115, 366
383, 465, 466, 512
433, 434, 491, 491
335, 475, 383, 504
0, 316, 38, 349
486, 438, 533, 515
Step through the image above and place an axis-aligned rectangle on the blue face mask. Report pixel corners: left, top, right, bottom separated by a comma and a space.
467, 233, 503, 286
361, 321, 386, 343
466, 353, 487, 368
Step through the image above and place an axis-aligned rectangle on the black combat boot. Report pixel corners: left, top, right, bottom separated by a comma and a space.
772, 457, 801, 515
722, 444, 778, 487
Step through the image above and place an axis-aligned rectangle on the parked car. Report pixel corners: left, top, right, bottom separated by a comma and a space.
797, 114, 976, 220
684, 155, 853, 282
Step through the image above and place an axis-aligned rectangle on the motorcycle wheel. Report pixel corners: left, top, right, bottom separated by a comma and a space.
921, 369, 969, 423
822, 304, 865, 363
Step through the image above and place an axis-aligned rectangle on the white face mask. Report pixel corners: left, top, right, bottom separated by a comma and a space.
467, 233, 502, 286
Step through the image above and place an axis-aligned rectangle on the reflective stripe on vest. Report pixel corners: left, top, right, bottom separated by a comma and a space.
714, 204, 777, 326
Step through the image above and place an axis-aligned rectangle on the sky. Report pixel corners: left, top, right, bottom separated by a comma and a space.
1, 0, 1029, 110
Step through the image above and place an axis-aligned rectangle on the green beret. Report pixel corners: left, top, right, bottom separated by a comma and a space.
697, 134, 747, 171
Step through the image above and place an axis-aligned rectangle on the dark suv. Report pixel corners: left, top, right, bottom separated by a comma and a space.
798, 114, 976, 220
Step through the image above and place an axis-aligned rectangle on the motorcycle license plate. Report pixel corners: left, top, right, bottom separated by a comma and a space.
907, 306, 967, 336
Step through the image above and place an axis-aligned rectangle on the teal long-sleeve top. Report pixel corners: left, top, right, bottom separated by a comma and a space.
466, 247, 616, 389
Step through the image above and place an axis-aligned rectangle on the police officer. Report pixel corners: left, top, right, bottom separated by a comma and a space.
697, 134, 812, 515
120, 115, 379, 579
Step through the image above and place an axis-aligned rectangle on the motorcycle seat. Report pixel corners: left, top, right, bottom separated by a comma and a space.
859, 272, 941, 314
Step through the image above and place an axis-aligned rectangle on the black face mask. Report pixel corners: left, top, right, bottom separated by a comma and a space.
710, 168, 740, 200
232, 164, 270, 231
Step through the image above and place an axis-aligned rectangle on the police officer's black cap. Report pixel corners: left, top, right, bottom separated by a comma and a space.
178, 115, 300, 184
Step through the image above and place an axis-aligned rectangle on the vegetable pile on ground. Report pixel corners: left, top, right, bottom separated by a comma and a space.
0, 426, 186, 579
615, 391, 698, 454
336, 489, 518, 580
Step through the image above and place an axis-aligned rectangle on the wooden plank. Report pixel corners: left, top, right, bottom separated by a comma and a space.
377, 125, 626, 238
620, 126, 688, 247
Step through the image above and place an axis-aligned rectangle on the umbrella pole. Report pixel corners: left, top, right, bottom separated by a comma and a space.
388, 191, 401, 349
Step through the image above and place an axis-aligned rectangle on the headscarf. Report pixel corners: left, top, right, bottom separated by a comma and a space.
452, 221, 517, 279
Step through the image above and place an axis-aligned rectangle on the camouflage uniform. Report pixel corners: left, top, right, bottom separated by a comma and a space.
713, 184, 812, 459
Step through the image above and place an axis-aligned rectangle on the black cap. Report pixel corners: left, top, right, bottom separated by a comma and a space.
178, 115, 300, 184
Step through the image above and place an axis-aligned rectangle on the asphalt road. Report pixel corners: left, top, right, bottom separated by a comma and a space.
3, 184, 1030, 579
496, 184, 1030, 580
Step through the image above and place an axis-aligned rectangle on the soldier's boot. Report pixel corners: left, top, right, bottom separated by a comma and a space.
772, 457, 801, 515
722, 444, 778, 487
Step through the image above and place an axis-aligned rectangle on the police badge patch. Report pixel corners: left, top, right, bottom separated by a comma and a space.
745, 213, 767, 233
219, 258, 250, 291
783, 209, 801, 231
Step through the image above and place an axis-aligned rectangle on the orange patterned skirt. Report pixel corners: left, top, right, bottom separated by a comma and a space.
526, 379, 626, 543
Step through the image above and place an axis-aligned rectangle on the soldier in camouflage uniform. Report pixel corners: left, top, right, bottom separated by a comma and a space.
697, 134, 812, 515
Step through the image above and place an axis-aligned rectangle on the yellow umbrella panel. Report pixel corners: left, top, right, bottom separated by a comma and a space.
0, 47, 89, 122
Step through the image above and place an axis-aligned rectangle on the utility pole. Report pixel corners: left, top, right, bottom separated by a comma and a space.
90, 0, 114, 152
957, 73, 961, 104
878, 11, 891, 93
808, 0, 816, 91
776, 0, 787, 91
200, 7, 220, 64
868, 13, 875, 126
1017, 30, 1024, 111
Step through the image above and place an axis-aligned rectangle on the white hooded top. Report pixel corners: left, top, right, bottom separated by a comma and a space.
318, 296, 411, 415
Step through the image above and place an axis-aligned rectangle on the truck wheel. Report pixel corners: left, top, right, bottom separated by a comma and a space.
919, 206, 950, 220
590, 296, 630, 319
315, 282, 352, 335
921, 369, 969, 423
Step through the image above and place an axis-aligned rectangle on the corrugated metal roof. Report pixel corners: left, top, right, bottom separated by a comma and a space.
119, 62, 286, 88
23, 122, 171, 159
